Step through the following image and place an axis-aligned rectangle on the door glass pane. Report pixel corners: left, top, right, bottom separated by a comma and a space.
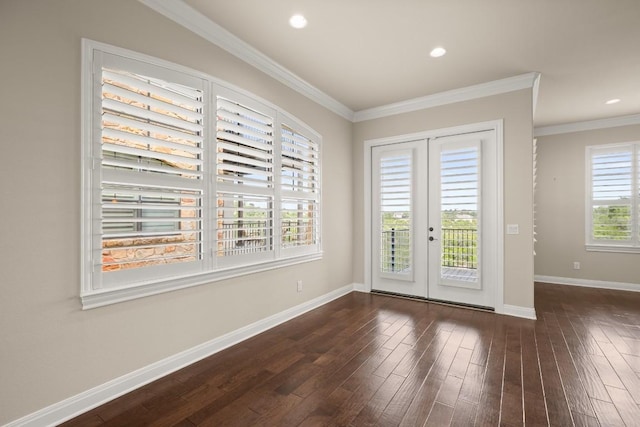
379, 153, 412, 275
440, 146, 479, 282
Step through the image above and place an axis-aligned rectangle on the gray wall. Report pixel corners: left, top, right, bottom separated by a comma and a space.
535, 124, 640, 285
0, 1, 353, 423
352, 89, 535, 309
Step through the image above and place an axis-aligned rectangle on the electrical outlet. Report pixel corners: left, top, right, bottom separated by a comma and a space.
573, 262, 580, 270
297, 280, 303, 292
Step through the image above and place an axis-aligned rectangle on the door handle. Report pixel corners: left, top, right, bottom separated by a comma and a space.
429, 236, 437, 241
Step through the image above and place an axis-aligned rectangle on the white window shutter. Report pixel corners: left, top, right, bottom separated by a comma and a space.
215, 96, 275, 265
97, 58, 205, 287
280, 122, 321, 253
82, 41, 324, 305
587, 143, 638, 247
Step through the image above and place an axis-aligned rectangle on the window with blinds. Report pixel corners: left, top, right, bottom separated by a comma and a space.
378, 153, 412, 275
82, 40, 322, 306
280, 123, 320, 251
440, 145, 479, 282
587, 143, 640, 250
99, 63, 204, 283
216, 97, 274, 263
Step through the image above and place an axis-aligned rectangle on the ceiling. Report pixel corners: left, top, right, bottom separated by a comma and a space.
173, 0, 639, 128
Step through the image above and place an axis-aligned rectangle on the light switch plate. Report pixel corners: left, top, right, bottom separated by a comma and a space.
506, 224, 519, 234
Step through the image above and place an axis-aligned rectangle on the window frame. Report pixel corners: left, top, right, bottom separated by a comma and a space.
81, 39, 322, 309
585, 141, 640, 253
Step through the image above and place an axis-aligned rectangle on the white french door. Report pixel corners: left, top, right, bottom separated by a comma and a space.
371, 130, 498, 309
371, 141, 427, 297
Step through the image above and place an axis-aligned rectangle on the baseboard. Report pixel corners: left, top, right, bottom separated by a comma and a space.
535, 275, 640, 293
502, 304, 537, 320
4, 284, 354, 427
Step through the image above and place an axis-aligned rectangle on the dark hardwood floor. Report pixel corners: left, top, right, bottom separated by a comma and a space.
62, 282, 640, 426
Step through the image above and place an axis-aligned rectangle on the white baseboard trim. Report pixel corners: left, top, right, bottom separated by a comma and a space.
535, 275, 640, 293
502, 304, 537, 320
351, 283, 536, 320
5, 284, 355, 427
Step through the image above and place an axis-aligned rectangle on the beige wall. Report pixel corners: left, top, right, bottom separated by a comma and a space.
0, 1, 353, 423
352, 89, 535, 308
535, 124, 640, 285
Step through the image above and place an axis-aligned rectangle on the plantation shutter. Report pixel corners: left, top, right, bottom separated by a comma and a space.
280, 121, 321, 254
97, 54, 205, 287
439, 143, 480, 283
216, 95, 275, 264
378, 152, 412, 277
588, 144, 637, 245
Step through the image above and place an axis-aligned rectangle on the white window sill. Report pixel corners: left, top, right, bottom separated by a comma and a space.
586, 244, 640, 254
81, 252, 323, 309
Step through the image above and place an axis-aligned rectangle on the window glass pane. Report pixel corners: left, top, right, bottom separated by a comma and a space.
592, 205, 631, 241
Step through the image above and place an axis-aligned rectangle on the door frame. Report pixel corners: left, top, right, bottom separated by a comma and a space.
363, 120, 505, 314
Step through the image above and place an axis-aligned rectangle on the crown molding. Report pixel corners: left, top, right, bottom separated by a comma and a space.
532, 73, 541, 119
534, 114, 640, 137
353, 72, 541, 122
138, 0, 355, 121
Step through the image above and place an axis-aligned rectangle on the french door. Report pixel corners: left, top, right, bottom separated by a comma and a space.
371, 130, 498, 309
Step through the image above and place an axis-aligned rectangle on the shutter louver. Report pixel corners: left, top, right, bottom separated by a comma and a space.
379, 153, 412, 274
280, 124, 320, 250
100, 67, 204, 273
216, 97, 273, 188
440, 145, 479, 282
281, 125, 319, 193
590, 146, 633, 242
216, 97, 274, 260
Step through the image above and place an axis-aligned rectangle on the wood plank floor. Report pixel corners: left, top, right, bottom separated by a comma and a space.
62, 282, 640, 426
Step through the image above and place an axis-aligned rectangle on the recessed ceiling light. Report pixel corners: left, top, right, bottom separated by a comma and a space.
605, 98, 621, 105
430, 47, 447, 58
289, 14, 307, 29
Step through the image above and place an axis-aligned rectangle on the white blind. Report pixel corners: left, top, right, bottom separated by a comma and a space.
589, 144, 636, 243
379, 153, 412, 274
280, 124, 320, 250
102, 69, 204, 179
100, 67, 204, 273
216, 97, 275, 259
281, 124, 319, 193
440, 145, 479, 282
216, 97, 274, 188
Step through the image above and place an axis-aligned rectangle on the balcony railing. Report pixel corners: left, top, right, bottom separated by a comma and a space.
380, 228, 411, 273
218, 219, 314, 255
381, 227, 477, 275
441, 227, 477, 269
